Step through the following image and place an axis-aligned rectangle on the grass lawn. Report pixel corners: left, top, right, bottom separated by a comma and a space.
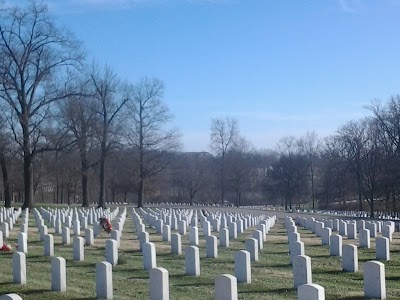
0, 208, 400, 299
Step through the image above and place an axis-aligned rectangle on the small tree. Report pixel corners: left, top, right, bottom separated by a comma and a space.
210, 117, 239, 206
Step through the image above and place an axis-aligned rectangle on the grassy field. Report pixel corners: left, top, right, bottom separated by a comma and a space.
0, 208, 400, 299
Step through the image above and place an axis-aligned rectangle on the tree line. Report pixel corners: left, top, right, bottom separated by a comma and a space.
1, 1, 400, 217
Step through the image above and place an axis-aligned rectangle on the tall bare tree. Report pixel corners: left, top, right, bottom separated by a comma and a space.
0, 1, 83, 208
90, 66, 127, 208
58, 81, 99, 207
298, 131, 320, 210
210, 117, 238, 206
127, 77, 181, 208
0, 114, 12, 207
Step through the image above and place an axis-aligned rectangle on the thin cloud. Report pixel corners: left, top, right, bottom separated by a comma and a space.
337, 0, 362, 14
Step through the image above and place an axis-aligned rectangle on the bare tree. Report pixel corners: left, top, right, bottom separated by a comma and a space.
90, 65, 128, 208
0, 1, 83, 208
226, 137, 254, 207
298, 131, 320, 210
58, 80, 99, 207
173, 152, 214, 205
336, 121, 368, 211
0, 114, 12, 207
127, 77, 181, 208
210, 117, 239, 206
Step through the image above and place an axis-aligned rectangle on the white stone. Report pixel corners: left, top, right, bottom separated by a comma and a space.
348, 223, 357, 239
44, 234, 54, 257
143, 242, 157, 270
111, 230, 120, 248
290, 241, 304, 264
178, 220, 187, 235
185, 246, 200, 276
220, 228, 229, 248
51, 257, 67, 292
62, 227, 71, 245
359, 229, 371, 248
376, 237, 390, 261
17, 232, 27, 254
293, 255, 312, 289
73, 220, 81, 236
139, 231, 149, 252
206, 235, 218, 258
252, 230, 263, 250
321, 227, 331, 246
203, 221, 211, 237
0, 294, 23, 300
96, 261, 113, 299
106, 239, 118, 266
234, 250, 251, 283
85, 228, 94, 246
229, 222, 237, 239
215, 274, 238, 300
342, 244, 358, 272
298, 283, 325, 300
162, 225, 171, 242
245, 238, 259, 262
382, 225, 392, 242
364, 261, 386, 299
73, 237, 84, 261
12, 252, 26, 284
171, 233, 182, 255
330, 234, 342, 256
189, 226, 199, 246
150, 267, 169, 300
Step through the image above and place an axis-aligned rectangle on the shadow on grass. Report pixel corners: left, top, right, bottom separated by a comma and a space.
240, 287, 294, 294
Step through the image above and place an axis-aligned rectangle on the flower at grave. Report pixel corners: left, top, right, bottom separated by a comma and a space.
0, 244, 12, 251
99, 217, 112, 234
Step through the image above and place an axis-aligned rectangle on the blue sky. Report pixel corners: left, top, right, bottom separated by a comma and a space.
12, 0, 400, 151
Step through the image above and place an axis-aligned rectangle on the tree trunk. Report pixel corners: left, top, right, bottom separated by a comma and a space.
0, 152, 11, 208
97, 155, 106, 208
357, 174, 363, 211
137, 179, 144, 208
221, 157, 225, 206
22, 153, 34, 209
80, 150, 90, 207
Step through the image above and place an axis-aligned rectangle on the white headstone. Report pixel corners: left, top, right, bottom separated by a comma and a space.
293, 255, 312, 289
73, 237, 84, 261
342, 244, 358, 272
149, 267, 169, 300
51, 257, 67, 292
363, 261, 386, 299
376, 237, 390, 261
234, 250, 251, 284
143, 242, 157, 270
106, 239, 118, 266
62, 227, 71, 245
298, 283, 325, 300
245, 238, 259, 262
359, 229, 371, 248
96, 261, 113, 299
171, 233, 182, 255
215, 274, 238, 300
44, 234, 54, 257
189, 226, 199, 246
329, 234, 342, 256
220, 228, 229, 248
185, 246, 200, 276
12, 252, 26, 284
206, 235, 218, 258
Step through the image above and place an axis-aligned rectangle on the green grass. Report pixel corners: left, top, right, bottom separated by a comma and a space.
0, 209, 400, 299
